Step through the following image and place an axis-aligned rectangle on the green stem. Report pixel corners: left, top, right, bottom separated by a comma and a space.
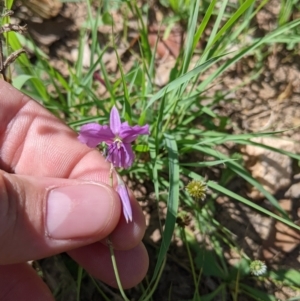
181, 227, 200, 299
109, 164, 113, 187
108, 239, 130, 301
233, 266, 240, 301
76, 266, 83, 301
108, 166, 130, 300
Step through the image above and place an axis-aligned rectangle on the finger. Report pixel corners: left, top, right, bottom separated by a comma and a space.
0, 171, 121, 264
0, 263, 54, 301
69, 242, 149, 289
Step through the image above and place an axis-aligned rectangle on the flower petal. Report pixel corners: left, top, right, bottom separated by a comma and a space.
78, 123, 114, 147
120, 123, 150, 143
106, 142, 134, 169
106, 143, 122, 168
110, 106, 121, 135
122, 143, 135, 167
116, 175, 132, 223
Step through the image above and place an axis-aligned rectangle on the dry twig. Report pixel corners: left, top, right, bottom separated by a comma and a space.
0, 4, 27, 82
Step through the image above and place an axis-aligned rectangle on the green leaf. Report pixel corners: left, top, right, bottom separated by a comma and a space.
12, 74, 33, 90
5, 0, 14, 10
269, 269, 300, 286
182, 169, 300, 232
102, 11, 113, 25
192, 0, 217, 51
146, 54, 227, 109
209, 0, 256, 50
195, 249, 227, 279
190, 144, 289, 218
240, 284, 277, 301
200, 284, 226, 301
151, 134, 180, 279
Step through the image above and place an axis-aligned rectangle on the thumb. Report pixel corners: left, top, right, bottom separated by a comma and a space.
0, 170, 121, 264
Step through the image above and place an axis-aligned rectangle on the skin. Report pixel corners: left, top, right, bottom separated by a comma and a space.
0, 80, 149, 300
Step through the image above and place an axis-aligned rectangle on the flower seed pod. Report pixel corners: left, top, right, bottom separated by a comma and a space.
250, 260, 267, 276
186, 180, 207, 201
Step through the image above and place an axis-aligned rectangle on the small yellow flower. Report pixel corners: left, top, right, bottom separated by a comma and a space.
250, 260, 267, 276
186, 180, 207, 201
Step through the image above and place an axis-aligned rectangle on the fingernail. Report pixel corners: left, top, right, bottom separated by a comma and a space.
46, 184, 113, 239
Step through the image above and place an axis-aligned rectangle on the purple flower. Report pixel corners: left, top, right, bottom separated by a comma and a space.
116, 174, 132, 223
78, 106, 149, 169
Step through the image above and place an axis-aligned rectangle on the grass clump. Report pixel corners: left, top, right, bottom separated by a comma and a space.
3, 0, 300, 300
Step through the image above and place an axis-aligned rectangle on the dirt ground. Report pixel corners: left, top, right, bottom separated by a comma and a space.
11, 0, 300, 300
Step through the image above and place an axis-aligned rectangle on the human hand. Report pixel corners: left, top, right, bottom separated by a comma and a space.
0, 81, 148, 300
